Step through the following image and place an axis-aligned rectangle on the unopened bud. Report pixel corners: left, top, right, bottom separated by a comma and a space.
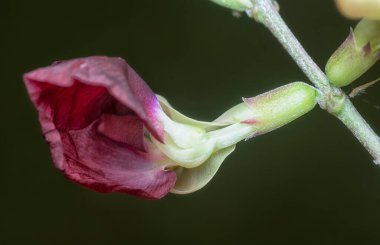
326, 19, 380, 87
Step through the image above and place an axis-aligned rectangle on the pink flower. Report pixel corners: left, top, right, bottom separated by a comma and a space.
24, 56, 176, 199
24, 56, 317, 200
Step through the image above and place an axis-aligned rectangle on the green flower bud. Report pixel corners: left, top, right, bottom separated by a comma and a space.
214, 82, 318, 136
326, 19, 380, 87
210, 0, 253, 11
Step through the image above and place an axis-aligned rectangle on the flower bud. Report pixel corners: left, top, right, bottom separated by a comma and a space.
214, 82, 318, 136
210, 0, 253, 11
326, 19, 380, 87
335, 0, 380, 20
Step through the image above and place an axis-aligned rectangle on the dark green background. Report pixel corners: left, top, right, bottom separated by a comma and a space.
2, 0, 380, 244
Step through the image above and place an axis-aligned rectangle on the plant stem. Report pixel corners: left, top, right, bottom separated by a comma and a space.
337, 100, 380, 164
250, 0, 330, 92
249, 0, 380, 164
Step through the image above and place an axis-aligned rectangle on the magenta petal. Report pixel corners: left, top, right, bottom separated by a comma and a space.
24, 56, 164, 140
24, 56, 175, 199
61, 115, 176, 199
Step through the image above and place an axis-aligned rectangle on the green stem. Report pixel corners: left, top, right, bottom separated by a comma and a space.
249, 0, 380, 164
337, 101, 380, 164
248, 0, 330, 93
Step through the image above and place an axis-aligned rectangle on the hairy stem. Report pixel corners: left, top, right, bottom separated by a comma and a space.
249, 0, 380, 163
337, 101, 380, 164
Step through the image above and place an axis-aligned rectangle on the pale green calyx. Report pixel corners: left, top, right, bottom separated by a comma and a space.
326, 19, 380, 87
152, 82, 317, 194
215, 82, 318, 135
210, 0, 253, 11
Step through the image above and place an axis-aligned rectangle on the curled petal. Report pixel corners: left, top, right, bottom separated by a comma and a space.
24, 56, 164, 141
61, 115, 176, 198
171, 146, 235, 194
157, 95, 228, 130
24, 56, 176, 199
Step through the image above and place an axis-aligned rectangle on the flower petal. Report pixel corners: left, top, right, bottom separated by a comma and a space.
24, 56, 164, 141
60, 115, 176, 199
24, 56, 176, 199
157, 95, 228, 130
336, 0, 380, 20
170, 145, 235, 194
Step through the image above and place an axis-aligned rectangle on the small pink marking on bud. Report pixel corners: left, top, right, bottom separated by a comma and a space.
242, 97, 255, 105
362, 42, 372, 56
347, 28, 355, 42
241, 118, 257, 124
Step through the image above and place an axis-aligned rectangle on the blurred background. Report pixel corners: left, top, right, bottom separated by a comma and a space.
1, 0, 380, 244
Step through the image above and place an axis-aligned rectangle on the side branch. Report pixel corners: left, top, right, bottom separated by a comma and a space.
249, 0, 380, 163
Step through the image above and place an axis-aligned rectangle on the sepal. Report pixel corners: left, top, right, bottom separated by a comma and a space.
214, 82, 318, 135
